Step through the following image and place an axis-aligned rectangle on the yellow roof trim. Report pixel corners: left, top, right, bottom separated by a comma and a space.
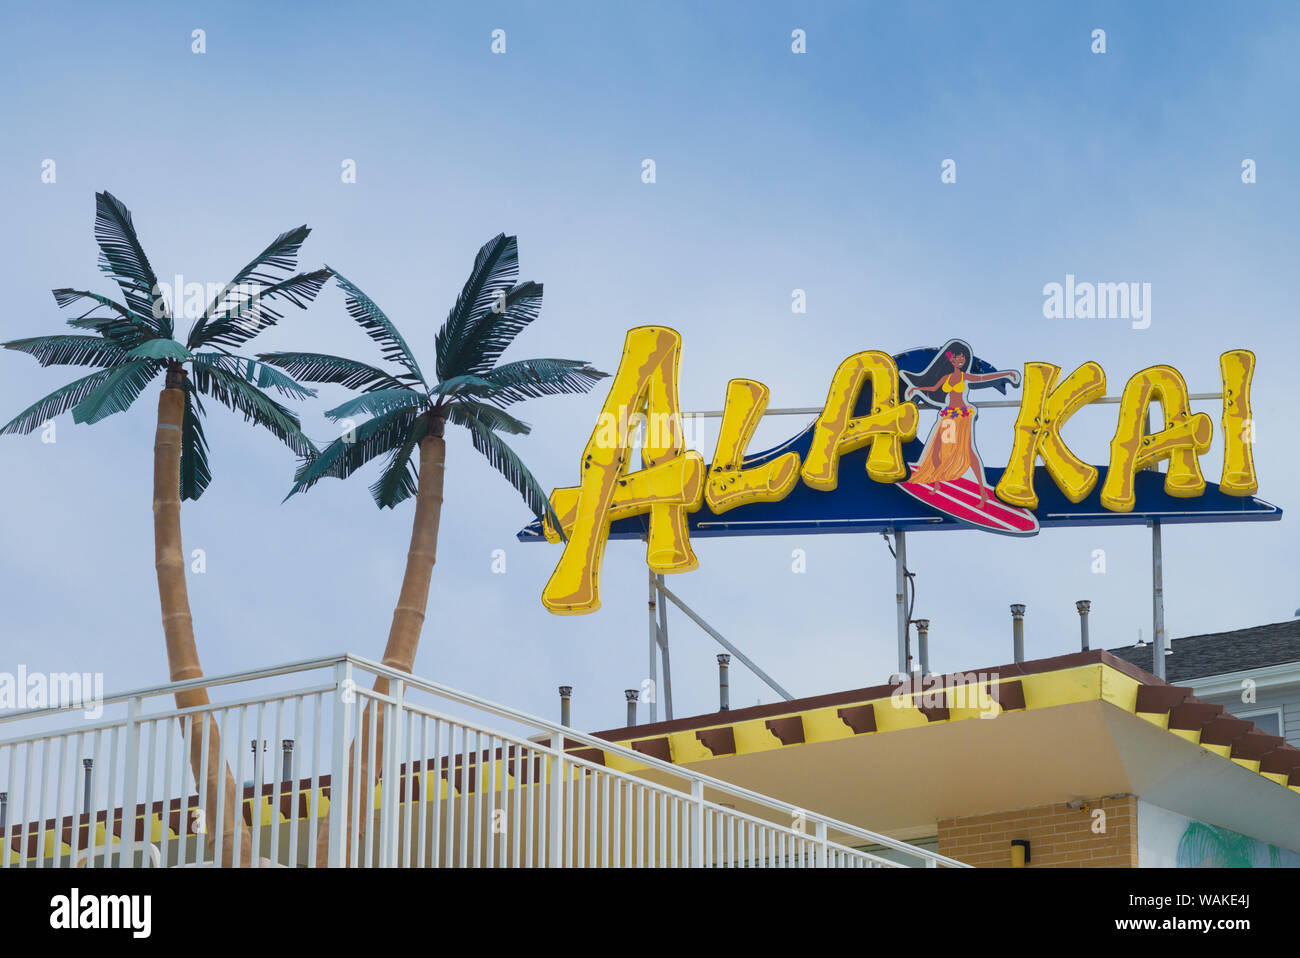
602, 662, 1299, 799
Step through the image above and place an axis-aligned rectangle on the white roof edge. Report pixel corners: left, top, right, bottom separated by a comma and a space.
1189, 660, 1300, 698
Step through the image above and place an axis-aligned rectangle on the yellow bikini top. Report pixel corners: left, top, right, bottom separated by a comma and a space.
941, 374, 966, 393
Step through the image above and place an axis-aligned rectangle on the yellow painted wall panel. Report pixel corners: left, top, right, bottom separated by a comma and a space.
874, 701, 931, 733
667, 731, 714, 765
1134, 711, 1170, 730
1100, 667, 1141, 712
1021, 666, 1102, 709
802, 705, 862, 744
732, 719, 784, 755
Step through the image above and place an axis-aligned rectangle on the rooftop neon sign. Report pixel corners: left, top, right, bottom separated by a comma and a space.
521, 327, 1274, 614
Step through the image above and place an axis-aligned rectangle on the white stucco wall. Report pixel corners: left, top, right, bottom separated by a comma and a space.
1138, 800, 1300, 867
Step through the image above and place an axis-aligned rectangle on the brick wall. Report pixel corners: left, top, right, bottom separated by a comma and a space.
937, 795, 1138, 867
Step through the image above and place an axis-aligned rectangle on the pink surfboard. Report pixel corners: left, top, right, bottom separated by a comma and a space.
898, 472, 1039, 536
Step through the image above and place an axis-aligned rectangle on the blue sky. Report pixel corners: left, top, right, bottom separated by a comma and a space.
1, 1, 1297, 732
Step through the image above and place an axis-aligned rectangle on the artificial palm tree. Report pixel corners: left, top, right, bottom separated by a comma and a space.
260, 233, 605, 863
2, 191, 330, 866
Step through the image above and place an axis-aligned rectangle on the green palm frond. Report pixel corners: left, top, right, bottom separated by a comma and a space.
475, 358, 608, 405
187, 268, 333, 350
191, 363, 315, 457
71, 360, 162, 425
286, 405, 421, 499
331, 270, 425, 383
52, 288, 130, 319
192, 353, 316, 401
369, 415, 429, 509
0, 367, 121, 435
459, 406, 563, 537
127, 339, 194, 362
427, 374, 495, 397
179, 381, 212, 501
197, 225, 311, 322
443, 399, 531, 436
445, 280, 543, 378
256, 351, 410, 392
435, 234, 519, 380
4, 193, 327, 507
64, 315, 154, 349
93, 191, 170, 338
271, 237, 601, 519
55, 289, 154, 348
324, 388, 426, 422
240, 357, 317, 402
3, 335, 130, 368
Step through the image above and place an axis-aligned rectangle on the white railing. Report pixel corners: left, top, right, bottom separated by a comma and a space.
0, 654, 967, 868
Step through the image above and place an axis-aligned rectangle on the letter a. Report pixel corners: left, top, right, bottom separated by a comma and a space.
542, 327, 704, 614
1100, 366, 1213, 512
802, 351, 917, 488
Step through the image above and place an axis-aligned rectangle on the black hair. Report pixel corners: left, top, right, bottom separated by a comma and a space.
900, 339, 973, 409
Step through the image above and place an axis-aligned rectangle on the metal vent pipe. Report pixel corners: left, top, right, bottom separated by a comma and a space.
559, 686, 572, 727
915, 619, 931, 676
1010, 604, 1026, 663
717, 654, 731, 711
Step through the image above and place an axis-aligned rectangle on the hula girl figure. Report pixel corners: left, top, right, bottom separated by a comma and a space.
898, 340, 1036, 534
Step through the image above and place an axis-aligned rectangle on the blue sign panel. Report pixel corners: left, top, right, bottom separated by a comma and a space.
519, 347, 1280, 542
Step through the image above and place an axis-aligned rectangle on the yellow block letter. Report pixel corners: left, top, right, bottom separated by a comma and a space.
1219, 349, 1257, 496
996, 362, 1106, 508
541, 327, 704, 614
801, 351, 918, 489
705, 379, 800, 514
1100, 365, 1213, 512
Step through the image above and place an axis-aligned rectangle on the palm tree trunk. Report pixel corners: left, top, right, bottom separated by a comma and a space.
155, 373, 252, 866
315, 426, 446, 866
